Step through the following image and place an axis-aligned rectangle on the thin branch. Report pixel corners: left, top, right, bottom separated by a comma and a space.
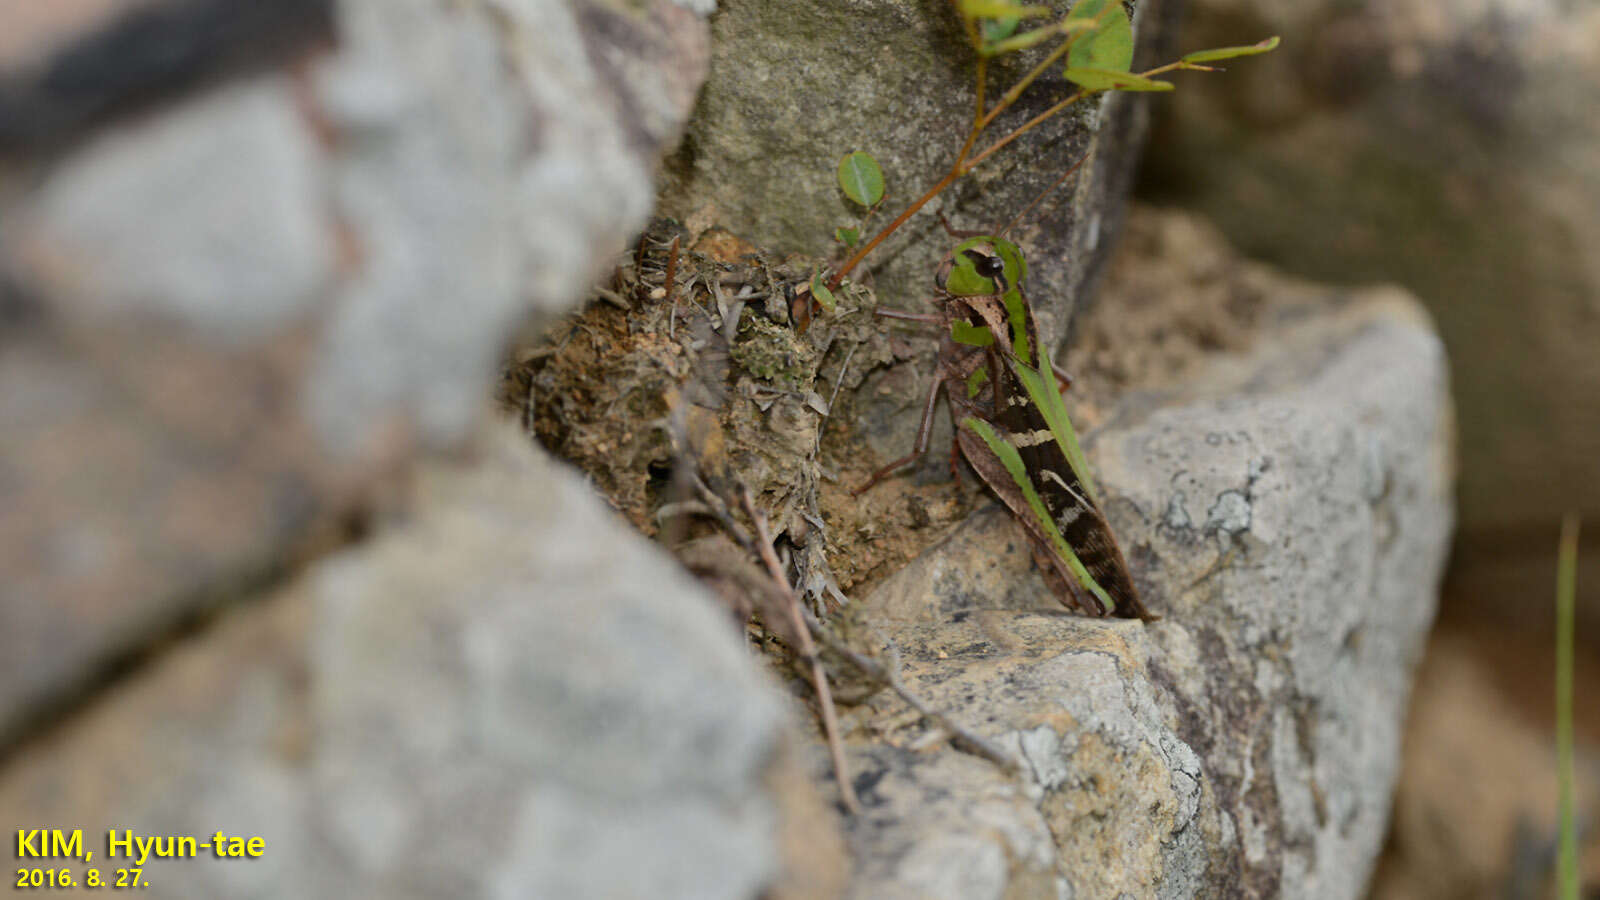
828, 166, 962, 289
979, 26, 1078, 132
691, 473, 753, 549
742, 489, 861, 814
963, 86, 1092, 173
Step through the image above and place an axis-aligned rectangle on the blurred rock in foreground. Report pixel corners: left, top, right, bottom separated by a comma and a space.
0, 0, 708, 745
0, 425, 838, 899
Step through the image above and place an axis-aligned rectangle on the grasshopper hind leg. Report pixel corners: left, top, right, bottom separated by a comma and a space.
1028, 540, 1108, 616
1051, 362, 1074, 393
854, 343, 992, 495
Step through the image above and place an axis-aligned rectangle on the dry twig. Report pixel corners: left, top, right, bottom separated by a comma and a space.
741, 489, 861, 814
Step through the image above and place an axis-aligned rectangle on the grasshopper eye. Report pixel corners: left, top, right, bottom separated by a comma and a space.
962, 249, 1005, 279
976, 255, 1005, 278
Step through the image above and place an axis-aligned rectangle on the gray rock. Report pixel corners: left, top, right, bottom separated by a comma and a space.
308, 0, 710, 454
838, 743, 1059, 900
306, 425, 793, 899
1143, 0, 1600, 616
823, 219, 1453, 897
10, 75, 334, 341
0, 0, 709, 744
0, 425, 817, 900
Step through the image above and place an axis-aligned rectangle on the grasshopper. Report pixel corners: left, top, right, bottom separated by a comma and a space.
855, 230, 1154, 620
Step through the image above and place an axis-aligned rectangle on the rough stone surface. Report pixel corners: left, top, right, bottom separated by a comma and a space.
0, 71, 346, 745
1142, 0, 1600, 617
0, 425, 825, 899
0, 0, 708, 742
12, 75, 334, 339
810, 208, 1454, 898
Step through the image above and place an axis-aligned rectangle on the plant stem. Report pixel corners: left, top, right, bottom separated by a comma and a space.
1556, 513, 1580, 900
828, 165, 962, 289
982, 31, 1079, 131
966, 87, 1093, 170
951, 0, 986, 168
957, 56, 988, 167
827, 38, 1192, 288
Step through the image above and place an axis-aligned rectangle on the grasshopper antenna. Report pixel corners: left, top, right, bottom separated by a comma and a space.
995, 150, 1090, 239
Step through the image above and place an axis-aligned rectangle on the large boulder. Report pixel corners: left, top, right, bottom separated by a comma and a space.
1142, 0, 1600, 619
809, 208, 1454, 898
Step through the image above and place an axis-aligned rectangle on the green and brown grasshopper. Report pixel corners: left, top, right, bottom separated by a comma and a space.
820, 2, 1276, 620
856, 230, 1154, 620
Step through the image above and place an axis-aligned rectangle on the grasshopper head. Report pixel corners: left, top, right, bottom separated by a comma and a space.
943, 236, 1027, 297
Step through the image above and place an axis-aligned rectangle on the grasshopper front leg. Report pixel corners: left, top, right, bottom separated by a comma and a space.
852, 374, 942, 496
874, 308, 943, 325
853, 347, 989, 495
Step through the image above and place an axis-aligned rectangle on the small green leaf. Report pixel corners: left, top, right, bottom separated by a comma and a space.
834, 226, 859, 247
959, 0, 1051, 20
1066, 0, 1133, 74
837, 152, 885, 207
1063, 67, 1174, 91
810, 273, 836, 312
1182, 35, 1280, 63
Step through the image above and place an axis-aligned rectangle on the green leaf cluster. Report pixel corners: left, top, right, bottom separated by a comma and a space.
959, 0, 1280, 92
